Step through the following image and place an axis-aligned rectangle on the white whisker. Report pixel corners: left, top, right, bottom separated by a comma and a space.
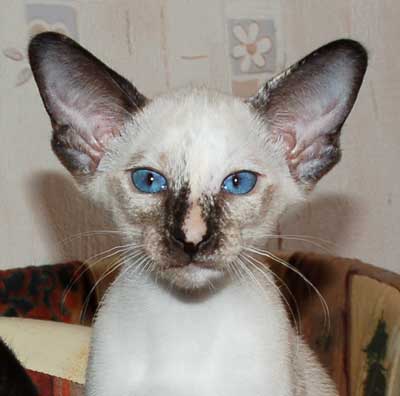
236, 253, 302, 358
251, 232, 336, 253
57, 229, 139, 247
244, 246, 331, 332
79, 248, 147, 323
239, 252, 301, 337
62, 242, 144, 307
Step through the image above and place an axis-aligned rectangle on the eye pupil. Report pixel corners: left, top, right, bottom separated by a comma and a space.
232, 175, 240, 187
147, 173, 154, 185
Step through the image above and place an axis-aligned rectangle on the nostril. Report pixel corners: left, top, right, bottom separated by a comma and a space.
170, 235, 198, 259
171, 230, 185, 248
170, 230, 212, 259
183, 242, 198, 258
197, 233, 211, 249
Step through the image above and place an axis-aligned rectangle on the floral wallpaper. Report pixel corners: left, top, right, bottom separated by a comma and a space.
227, 18, 277, 97
229, 19, 275, 74
3, 2, 78, 87
3, 2, 280, 96
224, 0, 283, 98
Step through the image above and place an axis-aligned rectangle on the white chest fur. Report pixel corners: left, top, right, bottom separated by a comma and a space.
86, 271, 299, 396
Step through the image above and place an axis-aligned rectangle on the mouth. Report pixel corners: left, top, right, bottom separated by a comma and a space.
155, 258, 226, 290
164, 259, 216, 270
191, 260, 216, 269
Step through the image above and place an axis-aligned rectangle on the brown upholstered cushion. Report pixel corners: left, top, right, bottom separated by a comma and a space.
273, 252, 400, 396
0, 261, 97, 325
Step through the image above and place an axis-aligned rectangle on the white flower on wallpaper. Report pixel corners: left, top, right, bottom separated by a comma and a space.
2, 3, 78, 87
29, 19, 69, 37
232, 22, 272, 72
228, 18, 277, 78
2, 48, 33, 87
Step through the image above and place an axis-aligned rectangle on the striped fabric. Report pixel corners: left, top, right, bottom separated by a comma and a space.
28, 370, 84, 396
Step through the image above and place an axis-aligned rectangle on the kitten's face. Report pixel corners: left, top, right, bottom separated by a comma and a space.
29, 33, 367, 290
95, 91, 300, 288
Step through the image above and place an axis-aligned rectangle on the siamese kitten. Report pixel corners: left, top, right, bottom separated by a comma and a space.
29, 32, 367, 395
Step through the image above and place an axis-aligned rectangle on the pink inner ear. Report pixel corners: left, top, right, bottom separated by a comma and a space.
284, 96, 341, 159
270, 95, 344, 182
323, 97, 339, 116
69, 88, 128, 158
289, 136, 326, 167
281, 131, 297, 156
90, 113, 123, 149
250, 39, 367, 185
29, 32, 149, 175
56, 111, 125, 173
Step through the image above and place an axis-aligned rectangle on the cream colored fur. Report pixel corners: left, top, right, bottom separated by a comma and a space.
83, 90, 337, 396
29, 34, 367, 396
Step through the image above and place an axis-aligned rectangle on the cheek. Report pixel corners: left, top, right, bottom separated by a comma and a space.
224, 187, 275, 227
143, 227, 168, 262
106, 175, 165, 227
227, 200, 260, 227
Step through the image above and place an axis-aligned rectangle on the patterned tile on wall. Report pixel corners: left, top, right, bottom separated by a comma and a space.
2, 1, 79, 87
225, 0, 284, 98
231, 78, 260, 98
228, 18, 276, 76
26, 2, 79, 39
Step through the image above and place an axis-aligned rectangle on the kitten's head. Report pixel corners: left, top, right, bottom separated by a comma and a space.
29, 33, 367, 290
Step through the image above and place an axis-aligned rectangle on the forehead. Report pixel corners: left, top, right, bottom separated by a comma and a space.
101, 88, 283, 196
136, 91, 266, 189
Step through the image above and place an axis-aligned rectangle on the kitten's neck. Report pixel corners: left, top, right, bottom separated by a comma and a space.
123, 263, 279, 305
152, 273, 232, 302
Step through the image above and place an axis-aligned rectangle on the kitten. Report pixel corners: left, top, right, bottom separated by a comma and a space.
0, 338, 38, 396
29, 32, 367, 395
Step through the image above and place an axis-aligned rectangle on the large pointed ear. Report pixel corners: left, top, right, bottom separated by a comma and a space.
29, 32, 147, 175
249, 39, 367, 189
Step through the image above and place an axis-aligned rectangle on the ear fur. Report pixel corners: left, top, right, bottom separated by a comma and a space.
29, 32, 147, 175
249, 39, 367, 188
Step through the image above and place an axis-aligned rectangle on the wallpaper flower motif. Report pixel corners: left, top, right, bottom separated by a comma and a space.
2, 2, 78, 87
228, 18, 277, 77
232, 22, 272, 72
2, 47, 33, 87
29, 19, 69, 37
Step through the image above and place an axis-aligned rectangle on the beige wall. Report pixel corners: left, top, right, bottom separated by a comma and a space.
1, 0, 399, 272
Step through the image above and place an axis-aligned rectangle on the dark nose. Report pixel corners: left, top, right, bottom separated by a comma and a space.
171, 231, 210, 259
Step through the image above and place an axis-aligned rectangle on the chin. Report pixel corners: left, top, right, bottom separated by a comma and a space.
158, 263, 226, 291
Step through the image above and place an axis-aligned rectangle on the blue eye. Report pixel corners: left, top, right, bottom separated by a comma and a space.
222, 171, 257, 195
131, 168, 168, 193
